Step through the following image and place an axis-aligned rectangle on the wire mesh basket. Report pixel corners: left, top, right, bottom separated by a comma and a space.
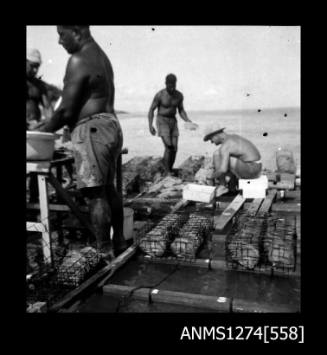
139, 213, 188, 257
225, 213, 265, 271
170, 214, 214, 259
263, 216, 297, 272
226, 211, 297, 274
56, 247, 101, 287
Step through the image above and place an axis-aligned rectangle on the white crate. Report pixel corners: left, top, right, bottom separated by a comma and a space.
238, 175, 268, 199
182, 184, 216, 203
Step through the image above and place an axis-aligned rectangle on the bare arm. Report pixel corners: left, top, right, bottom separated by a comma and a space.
213, 145, 230, 178
148, 93, 160, 135
177, 95, 192, 122
41, 93, 54, 120
39, 56, 88, 132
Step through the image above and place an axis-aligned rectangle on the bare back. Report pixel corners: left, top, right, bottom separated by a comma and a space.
65, 41, 115, 123
223, 134, 261, 162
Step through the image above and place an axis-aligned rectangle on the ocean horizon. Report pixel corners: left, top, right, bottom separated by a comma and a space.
119, 107, 300, 173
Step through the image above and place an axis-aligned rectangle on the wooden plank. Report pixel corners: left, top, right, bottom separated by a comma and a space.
26, 161, 51, 174
257, 189, 277, 217
268, 181, 295, 190
26, 222, 47, 233
37, 174, 52, 264
50, 244, 138, 312
103, 284, 231, 312
214, 194, 245, 231
170, 199, 190, 213
50, 157, 74, 167
244, 198, 264, 217
140, 254, 301, 278
26, 203, 88, 212
141, 255, 212, 269
102, 284, 298, 313
125, 197, 180, 205
272, 203, 301, 213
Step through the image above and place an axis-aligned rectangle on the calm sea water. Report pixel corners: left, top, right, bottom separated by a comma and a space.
118, 107, 300, 172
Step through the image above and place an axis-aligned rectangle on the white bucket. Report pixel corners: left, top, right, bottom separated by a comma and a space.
27, 131, 56, 161
123, 207, 134, 240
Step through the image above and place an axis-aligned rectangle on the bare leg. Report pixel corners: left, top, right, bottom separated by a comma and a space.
160, 136, 174, 173
170, 136, 178, 172
105, 183, 127, 255
213, 148, 229, 186
81, 186, 114, 260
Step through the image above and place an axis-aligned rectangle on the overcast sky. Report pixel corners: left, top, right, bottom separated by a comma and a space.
26, 26, 300, 112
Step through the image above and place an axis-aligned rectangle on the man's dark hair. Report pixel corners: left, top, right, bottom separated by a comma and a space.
61, 25, 90, 30
165, 73, 177, 83
60, 26, 91, 36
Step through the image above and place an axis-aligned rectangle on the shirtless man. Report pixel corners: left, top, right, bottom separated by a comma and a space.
37, 26, 127, 259
26, 48, 53, 129
148, 74, 197, 174
203, 124, 262, 191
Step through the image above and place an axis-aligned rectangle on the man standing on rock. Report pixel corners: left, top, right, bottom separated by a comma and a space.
148, 74, 198, 175
36, 26, 127, 260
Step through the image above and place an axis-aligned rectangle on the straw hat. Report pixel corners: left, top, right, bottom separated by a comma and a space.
203, 124, 225, 141
27, 48, 42, 64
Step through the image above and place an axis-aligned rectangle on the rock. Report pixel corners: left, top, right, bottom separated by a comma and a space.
177, 155, 205, 182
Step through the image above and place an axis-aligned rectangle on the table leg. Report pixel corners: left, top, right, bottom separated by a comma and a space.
48, 173, 97, 241
37, 174, 52, 265
55, 165, 64, 244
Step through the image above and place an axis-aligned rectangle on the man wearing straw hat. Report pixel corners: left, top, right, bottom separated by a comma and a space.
26, 48, 53, 130
35, 26, 127, 261
203, 124, 262, 191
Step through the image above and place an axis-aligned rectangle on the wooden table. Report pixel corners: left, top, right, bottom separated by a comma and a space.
26, 157, 96, 265
26, 149, 127, 265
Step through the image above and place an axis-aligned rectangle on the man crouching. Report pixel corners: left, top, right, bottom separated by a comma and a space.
203, 125, 262, 193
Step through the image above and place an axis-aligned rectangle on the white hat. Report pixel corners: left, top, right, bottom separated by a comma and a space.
27, 48, 42, 64
203, 124, 225, 141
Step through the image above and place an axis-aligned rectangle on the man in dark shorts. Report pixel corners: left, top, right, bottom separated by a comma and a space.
203, 124, 262, 193
148, 74, 198, 175
26, 48, 53, 129
36, 26, 127, 260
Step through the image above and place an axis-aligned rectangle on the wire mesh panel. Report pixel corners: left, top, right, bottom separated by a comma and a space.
263, 216, 297, 272
139, 213, 188, 257
170, 214, 214, 259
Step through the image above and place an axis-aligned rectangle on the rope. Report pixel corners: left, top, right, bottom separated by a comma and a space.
115, 263, 180, 313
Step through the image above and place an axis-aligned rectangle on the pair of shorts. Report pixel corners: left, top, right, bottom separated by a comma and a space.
156, 115, 179, 137
231, 158, 262, 179
71, 113, 123, 189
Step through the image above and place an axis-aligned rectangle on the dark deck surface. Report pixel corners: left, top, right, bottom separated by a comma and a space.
76, 189, 301, 313
77, 255, 300, 313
